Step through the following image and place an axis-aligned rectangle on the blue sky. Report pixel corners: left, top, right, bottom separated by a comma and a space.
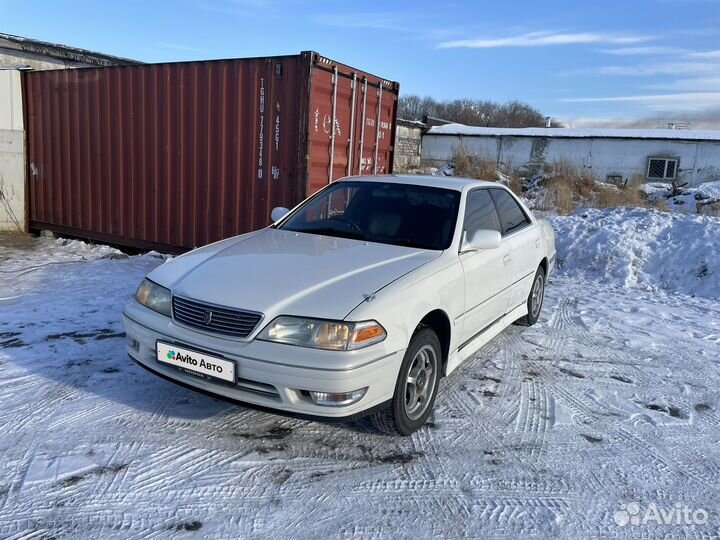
3, 0, 720, 126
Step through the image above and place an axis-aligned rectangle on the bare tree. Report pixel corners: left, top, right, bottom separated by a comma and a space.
397, 95, 423, 121
398, 95, 563, 128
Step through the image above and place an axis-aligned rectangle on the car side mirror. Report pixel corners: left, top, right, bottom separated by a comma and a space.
462, 229, 501, 252
271, 207, 290, 222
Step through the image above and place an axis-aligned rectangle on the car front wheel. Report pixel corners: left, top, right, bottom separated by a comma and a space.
371, 328, 441, 436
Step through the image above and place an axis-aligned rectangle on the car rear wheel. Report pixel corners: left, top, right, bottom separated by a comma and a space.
517, 266, 546, 326
370, 328, 441, 436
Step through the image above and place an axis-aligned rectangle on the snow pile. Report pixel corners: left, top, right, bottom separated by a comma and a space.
642, 180, 720, 214
0, 237, 141, 303
433, 163, 455, 177
0, 236, 125, 268
549, 207, 720, 299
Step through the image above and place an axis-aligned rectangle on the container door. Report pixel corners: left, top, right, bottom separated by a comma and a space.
306, 63, 398, 198
306, 67, 355, 196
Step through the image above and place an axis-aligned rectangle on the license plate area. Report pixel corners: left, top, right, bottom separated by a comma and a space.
156, 341, 236, 384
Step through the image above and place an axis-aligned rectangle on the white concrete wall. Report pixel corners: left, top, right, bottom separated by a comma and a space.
422, 134, 720, 186
0, 129, 25, 231
0, 70, 23, 130
394, 124, 423, 170
0, 70, 25, 231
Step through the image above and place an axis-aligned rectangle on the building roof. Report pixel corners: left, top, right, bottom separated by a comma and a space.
0, 32, 141, 68
423, 116, 454, 127
397, 118, 427, 128
427, 123, 720, 142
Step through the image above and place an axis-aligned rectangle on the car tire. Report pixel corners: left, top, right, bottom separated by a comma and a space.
517, 266, 546, 326
370, 328, 441, 436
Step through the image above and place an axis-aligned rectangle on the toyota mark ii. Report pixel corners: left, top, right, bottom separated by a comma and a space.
123, 175, 556, 435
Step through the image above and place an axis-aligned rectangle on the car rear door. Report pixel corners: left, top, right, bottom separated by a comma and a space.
489, 188, 537, 312
458, 188, 513, 345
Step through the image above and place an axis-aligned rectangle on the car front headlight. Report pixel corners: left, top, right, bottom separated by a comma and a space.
258, 316, 386, 351
135, 278, 171, 316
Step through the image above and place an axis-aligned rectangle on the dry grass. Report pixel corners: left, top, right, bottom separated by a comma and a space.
448, 150, 670, 214
534, 161, 667, 214
594, 185, 647, 209
451, 146, 523, 195
698, 200, 720, 217
453, 146, 498, 180
535, 160, 597, 214
592, 175, 668, 212
506, 175, 523, 197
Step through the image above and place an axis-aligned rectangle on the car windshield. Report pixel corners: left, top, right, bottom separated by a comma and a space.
278, 181, 461, 250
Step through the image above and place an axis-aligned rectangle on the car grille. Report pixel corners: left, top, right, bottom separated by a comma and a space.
172, 296, 263, 338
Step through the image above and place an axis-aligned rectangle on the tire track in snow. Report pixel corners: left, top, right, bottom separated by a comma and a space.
514, 379, 553, 460
4, 243, 720, 538
548, 297, 587, 331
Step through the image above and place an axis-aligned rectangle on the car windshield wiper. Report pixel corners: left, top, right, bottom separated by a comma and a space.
289, 227, 366, 241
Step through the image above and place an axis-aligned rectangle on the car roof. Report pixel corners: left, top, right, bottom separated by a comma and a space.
335, 174, 500, 192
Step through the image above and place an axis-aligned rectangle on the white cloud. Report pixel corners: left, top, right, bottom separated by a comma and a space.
560, 92, 720, 112
437, 31, 654, 49
646, 77, 720, 92
595, 61, 720, 76
560, 114, 720, 129
688, 50, 720, 59
561, 116, 666, 128
597, 46, 687, 56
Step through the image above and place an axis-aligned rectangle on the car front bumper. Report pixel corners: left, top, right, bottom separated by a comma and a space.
122, 301, 404, 418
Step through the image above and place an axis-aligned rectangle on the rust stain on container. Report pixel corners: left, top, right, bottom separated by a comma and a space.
23, 51, 399, 252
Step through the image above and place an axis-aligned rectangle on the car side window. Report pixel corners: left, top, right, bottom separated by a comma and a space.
489, 189, 531, 235
463, 189, 501, 240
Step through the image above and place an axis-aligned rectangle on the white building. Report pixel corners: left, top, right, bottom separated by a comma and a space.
0, 32, 139, 71
393, 119, 425, 170
422, 124, 720, 187
0, 70, 24, 231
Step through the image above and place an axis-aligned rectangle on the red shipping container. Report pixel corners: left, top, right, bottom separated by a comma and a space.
22, 51, 399, 252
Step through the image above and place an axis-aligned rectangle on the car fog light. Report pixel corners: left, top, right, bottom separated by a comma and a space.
127, 337, 139, 351
308, 388, 367, 407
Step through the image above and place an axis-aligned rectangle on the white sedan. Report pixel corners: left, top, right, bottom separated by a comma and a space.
123, 175, 556, 435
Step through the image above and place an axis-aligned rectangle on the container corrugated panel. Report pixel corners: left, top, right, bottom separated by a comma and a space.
305, 55, 398, 196
22, 52, 398, 252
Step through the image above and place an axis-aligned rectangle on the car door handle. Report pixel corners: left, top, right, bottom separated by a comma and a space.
503, 254, 512, 266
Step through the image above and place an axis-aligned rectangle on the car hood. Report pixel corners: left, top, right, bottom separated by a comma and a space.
147, 228, 440, 320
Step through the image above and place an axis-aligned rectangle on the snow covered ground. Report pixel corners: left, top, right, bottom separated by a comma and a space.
549, 207, 720, 299
642, 181, 720, 214
1, 209, 720, 539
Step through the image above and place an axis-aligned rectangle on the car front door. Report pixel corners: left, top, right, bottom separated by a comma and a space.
458, 188, 513, 345
489, 188, 537, 312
